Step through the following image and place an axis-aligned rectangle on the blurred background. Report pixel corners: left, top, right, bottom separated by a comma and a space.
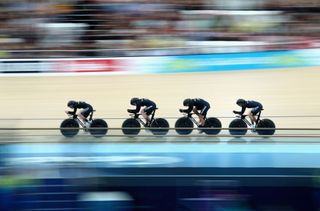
0, 0, 319, 58
0, 0, 320, 211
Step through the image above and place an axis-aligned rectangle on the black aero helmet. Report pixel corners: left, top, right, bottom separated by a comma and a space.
183, 98, 192, 106
67, 100, 77, 108
130, 97, 139, 105
236, 98, 246, 106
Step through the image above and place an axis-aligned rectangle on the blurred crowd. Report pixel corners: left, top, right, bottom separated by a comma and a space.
0, 0, 319, 58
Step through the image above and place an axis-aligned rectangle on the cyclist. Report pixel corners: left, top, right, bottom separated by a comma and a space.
233, 99, 263, 128
127, 97, 157, 126
179, 98, 210, 127
66, 100, 93, 128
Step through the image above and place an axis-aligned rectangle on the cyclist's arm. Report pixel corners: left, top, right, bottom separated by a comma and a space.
239, 106, 246, 114
181, 105, 193, 113
135, 104, 141, 113
233, 106, 246, 115
66, 107, 77, 115
128, 103, 141, 113
71, 107, 77, 114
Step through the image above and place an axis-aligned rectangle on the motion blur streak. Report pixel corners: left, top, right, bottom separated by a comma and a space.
1, 0, 320, 210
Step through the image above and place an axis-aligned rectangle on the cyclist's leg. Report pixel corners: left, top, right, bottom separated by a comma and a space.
141, 110, 149, 124
143, 106, 154, 126
199, 106, 209, 126
80, 108, 91, 127
247, 113, 254, 125
192, 107, 202, 126
250, 107, 261, 125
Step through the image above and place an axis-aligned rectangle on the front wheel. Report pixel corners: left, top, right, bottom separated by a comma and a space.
89, 119, 108, 138
175, 117, 194, 135
256, 119, 276, 136
229, 119, 247, 136
203, 117, 222, 135
60, 119, 79, 137
150, 118, 169, 135
122, 118, 141, 135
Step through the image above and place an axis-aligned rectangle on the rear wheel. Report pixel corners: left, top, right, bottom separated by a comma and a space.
256, 119, 276, 136
229, 119, 247, 136
89, 119, 108, 138
175, 117, 194, 135
203, 117, 222, 135
150, 118, 169, 135
122, 118, 141, 135
60, 119, 79, 137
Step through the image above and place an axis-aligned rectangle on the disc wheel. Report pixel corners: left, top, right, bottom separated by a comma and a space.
122, 118, 141, 135
203, 117, 222, 135
89, 119, 108, 138
229, 119, 247, 136
256, 119, 276, 136
60, 119, 79, 137
150, 118, 170, 135
175, 117, 194, 135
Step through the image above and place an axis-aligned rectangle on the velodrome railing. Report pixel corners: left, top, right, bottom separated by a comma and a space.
0, 127, 320, 141
0, 115, 319, 120
0, 115, 319, 142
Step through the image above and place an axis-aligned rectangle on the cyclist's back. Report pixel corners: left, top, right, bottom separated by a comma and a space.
76, 101, 93, 109
246, 100, 263, 109
138, 98, 156, 107
192, 98, 210, 110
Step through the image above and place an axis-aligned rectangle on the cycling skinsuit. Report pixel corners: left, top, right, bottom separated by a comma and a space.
73, 101, 93, 118
240, 100, 263, 115
183, 98, 210, 118
131, 98, 156, 115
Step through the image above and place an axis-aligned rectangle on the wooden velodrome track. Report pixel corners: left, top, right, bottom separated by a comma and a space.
1, 68, 320, 211
0, 67, 320, 171
0, 66, 319, 135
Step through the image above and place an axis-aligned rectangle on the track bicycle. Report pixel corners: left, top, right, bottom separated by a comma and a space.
122, 108, 169, 135
175, 111, 222, 135
60, 110, 108, 138
229, 109, 276, 136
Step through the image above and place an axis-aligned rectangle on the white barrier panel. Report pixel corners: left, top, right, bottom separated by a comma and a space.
0, 48, 320, 75
0, 58, 128, 74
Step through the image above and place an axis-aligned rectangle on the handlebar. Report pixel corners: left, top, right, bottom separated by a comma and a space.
180, 110, 194, 118
128, 110, 140, 118
235, 114, 247, 119
66, 111, 77, 119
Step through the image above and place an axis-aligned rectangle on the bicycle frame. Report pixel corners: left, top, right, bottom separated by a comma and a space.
237, 110, 262, 127
67, 110, 94, 128
183, 112, 202, 127
130, 113, 147, 127
129, 109, 157, 127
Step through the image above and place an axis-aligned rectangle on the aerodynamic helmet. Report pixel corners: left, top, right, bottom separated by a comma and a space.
236, 98, 246, 106
130, 97, 139, 105
67, 100, 77, 108
183, 98, 192, 106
